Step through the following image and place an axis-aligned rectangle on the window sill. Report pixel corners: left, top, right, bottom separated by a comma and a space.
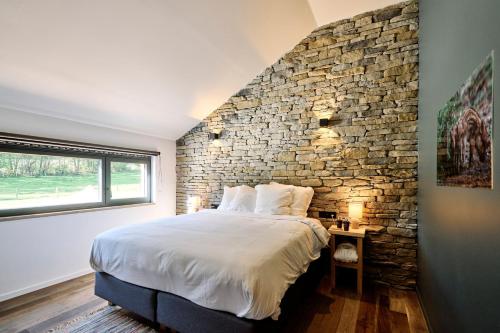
0, 202, 156, 223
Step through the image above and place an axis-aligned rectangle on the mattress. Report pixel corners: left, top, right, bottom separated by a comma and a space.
89, 209, 330, 320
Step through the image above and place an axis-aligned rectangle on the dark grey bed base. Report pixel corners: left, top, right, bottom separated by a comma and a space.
95, 248, 328, 333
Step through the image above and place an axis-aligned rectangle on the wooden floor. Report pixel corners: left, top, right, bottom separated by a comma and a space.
0, 273, 428, 333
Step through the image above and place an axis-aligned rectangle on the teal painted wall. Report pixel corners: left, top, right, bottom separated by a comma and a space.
418, 0, 500, 332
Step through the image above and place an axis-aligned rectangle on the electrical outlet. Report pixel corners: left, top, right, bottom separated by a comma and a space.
318, 211, 337, 219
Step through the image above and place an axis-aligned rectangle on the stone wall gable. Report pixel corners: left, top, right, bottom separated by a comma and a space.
176, 0, 418, 288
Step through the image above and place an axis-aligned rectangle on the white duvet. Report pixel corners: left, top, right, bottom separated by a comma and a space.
90, 209, 330, 320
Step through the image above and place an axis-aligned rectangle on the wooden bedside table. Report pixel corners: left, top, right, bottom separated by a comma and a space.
328, 226, 365, 295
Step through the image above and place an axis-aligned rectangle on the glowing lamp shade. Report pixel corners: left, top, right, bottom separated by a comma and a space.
348, 202, 363, 219
187, 195, 201, 214
348, 202, 363, 228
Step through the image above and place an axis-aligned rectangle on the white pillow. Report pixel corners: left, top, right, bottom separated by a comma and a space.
254, 184, 293, 215
227, 185, 256, 212
289, 186, 314, 217
218, 186, 239, 211
271, 182, 314, 217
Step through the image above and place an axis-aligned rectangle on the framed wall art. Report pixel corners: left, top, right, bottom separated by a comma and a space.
437, 51, 494, 188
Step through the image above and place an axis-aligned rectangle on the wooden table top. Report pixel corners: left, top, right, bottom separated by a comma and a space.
328, 225, 366, 238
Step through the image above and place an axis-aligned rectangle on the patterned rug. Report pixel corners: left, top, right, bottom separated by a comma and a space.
48, 305, 158, 333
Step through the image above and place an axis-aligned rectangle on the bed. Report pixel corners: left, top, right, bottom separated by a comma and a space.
90, 209, 330, 332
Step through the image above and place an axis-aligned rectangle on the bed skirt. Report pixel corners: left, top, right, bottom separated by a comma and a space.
95, 248, 328, 333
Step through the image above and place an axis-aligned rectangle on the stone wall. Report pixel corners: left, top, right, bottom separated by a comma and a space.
176, 0, 418, 288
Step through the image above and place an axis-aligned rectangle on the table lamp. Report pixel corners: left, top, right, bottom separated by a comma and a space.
348, 202, 363, 229
187, 195, 201, 214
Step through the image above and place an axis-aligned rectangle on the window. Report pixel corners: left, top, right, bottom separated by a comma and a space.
0, 152, 102, 211
0, 133, 157, 218
109, 161, 148, 200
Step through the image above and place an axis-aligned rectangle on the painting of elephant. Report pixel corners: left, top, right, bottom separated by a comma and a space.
437, 52, 493, 188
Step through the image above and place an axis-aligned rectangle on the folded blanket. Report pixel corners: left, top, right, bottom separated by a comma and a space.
333, 242, 358, 263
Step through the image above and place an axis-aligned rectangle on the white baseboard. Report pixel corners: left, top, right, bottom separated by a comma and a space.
0, 268, 93, 302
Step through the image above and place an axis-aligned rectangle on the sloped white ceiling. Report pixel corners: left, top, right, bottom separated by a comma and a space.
0, 0, 316, 139
307, 0, 403, 27
0, 0, 401, 140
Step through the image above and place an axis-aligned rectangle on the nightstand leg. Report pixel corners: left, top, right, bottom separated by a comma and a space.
357, 238, 363, 295
332, 262, 336, 290
357, 267, 362, 295
330, 235, 336, 291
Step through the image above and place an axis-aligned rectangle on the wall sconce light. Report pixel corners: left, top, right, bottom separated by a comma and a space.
208, 132, 220, 140
319, 118, 329, 127
348, 202, 363, 229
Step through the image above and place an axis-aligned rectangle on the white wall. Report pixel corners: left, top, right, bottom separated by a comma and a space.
0, 107, 177, 301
